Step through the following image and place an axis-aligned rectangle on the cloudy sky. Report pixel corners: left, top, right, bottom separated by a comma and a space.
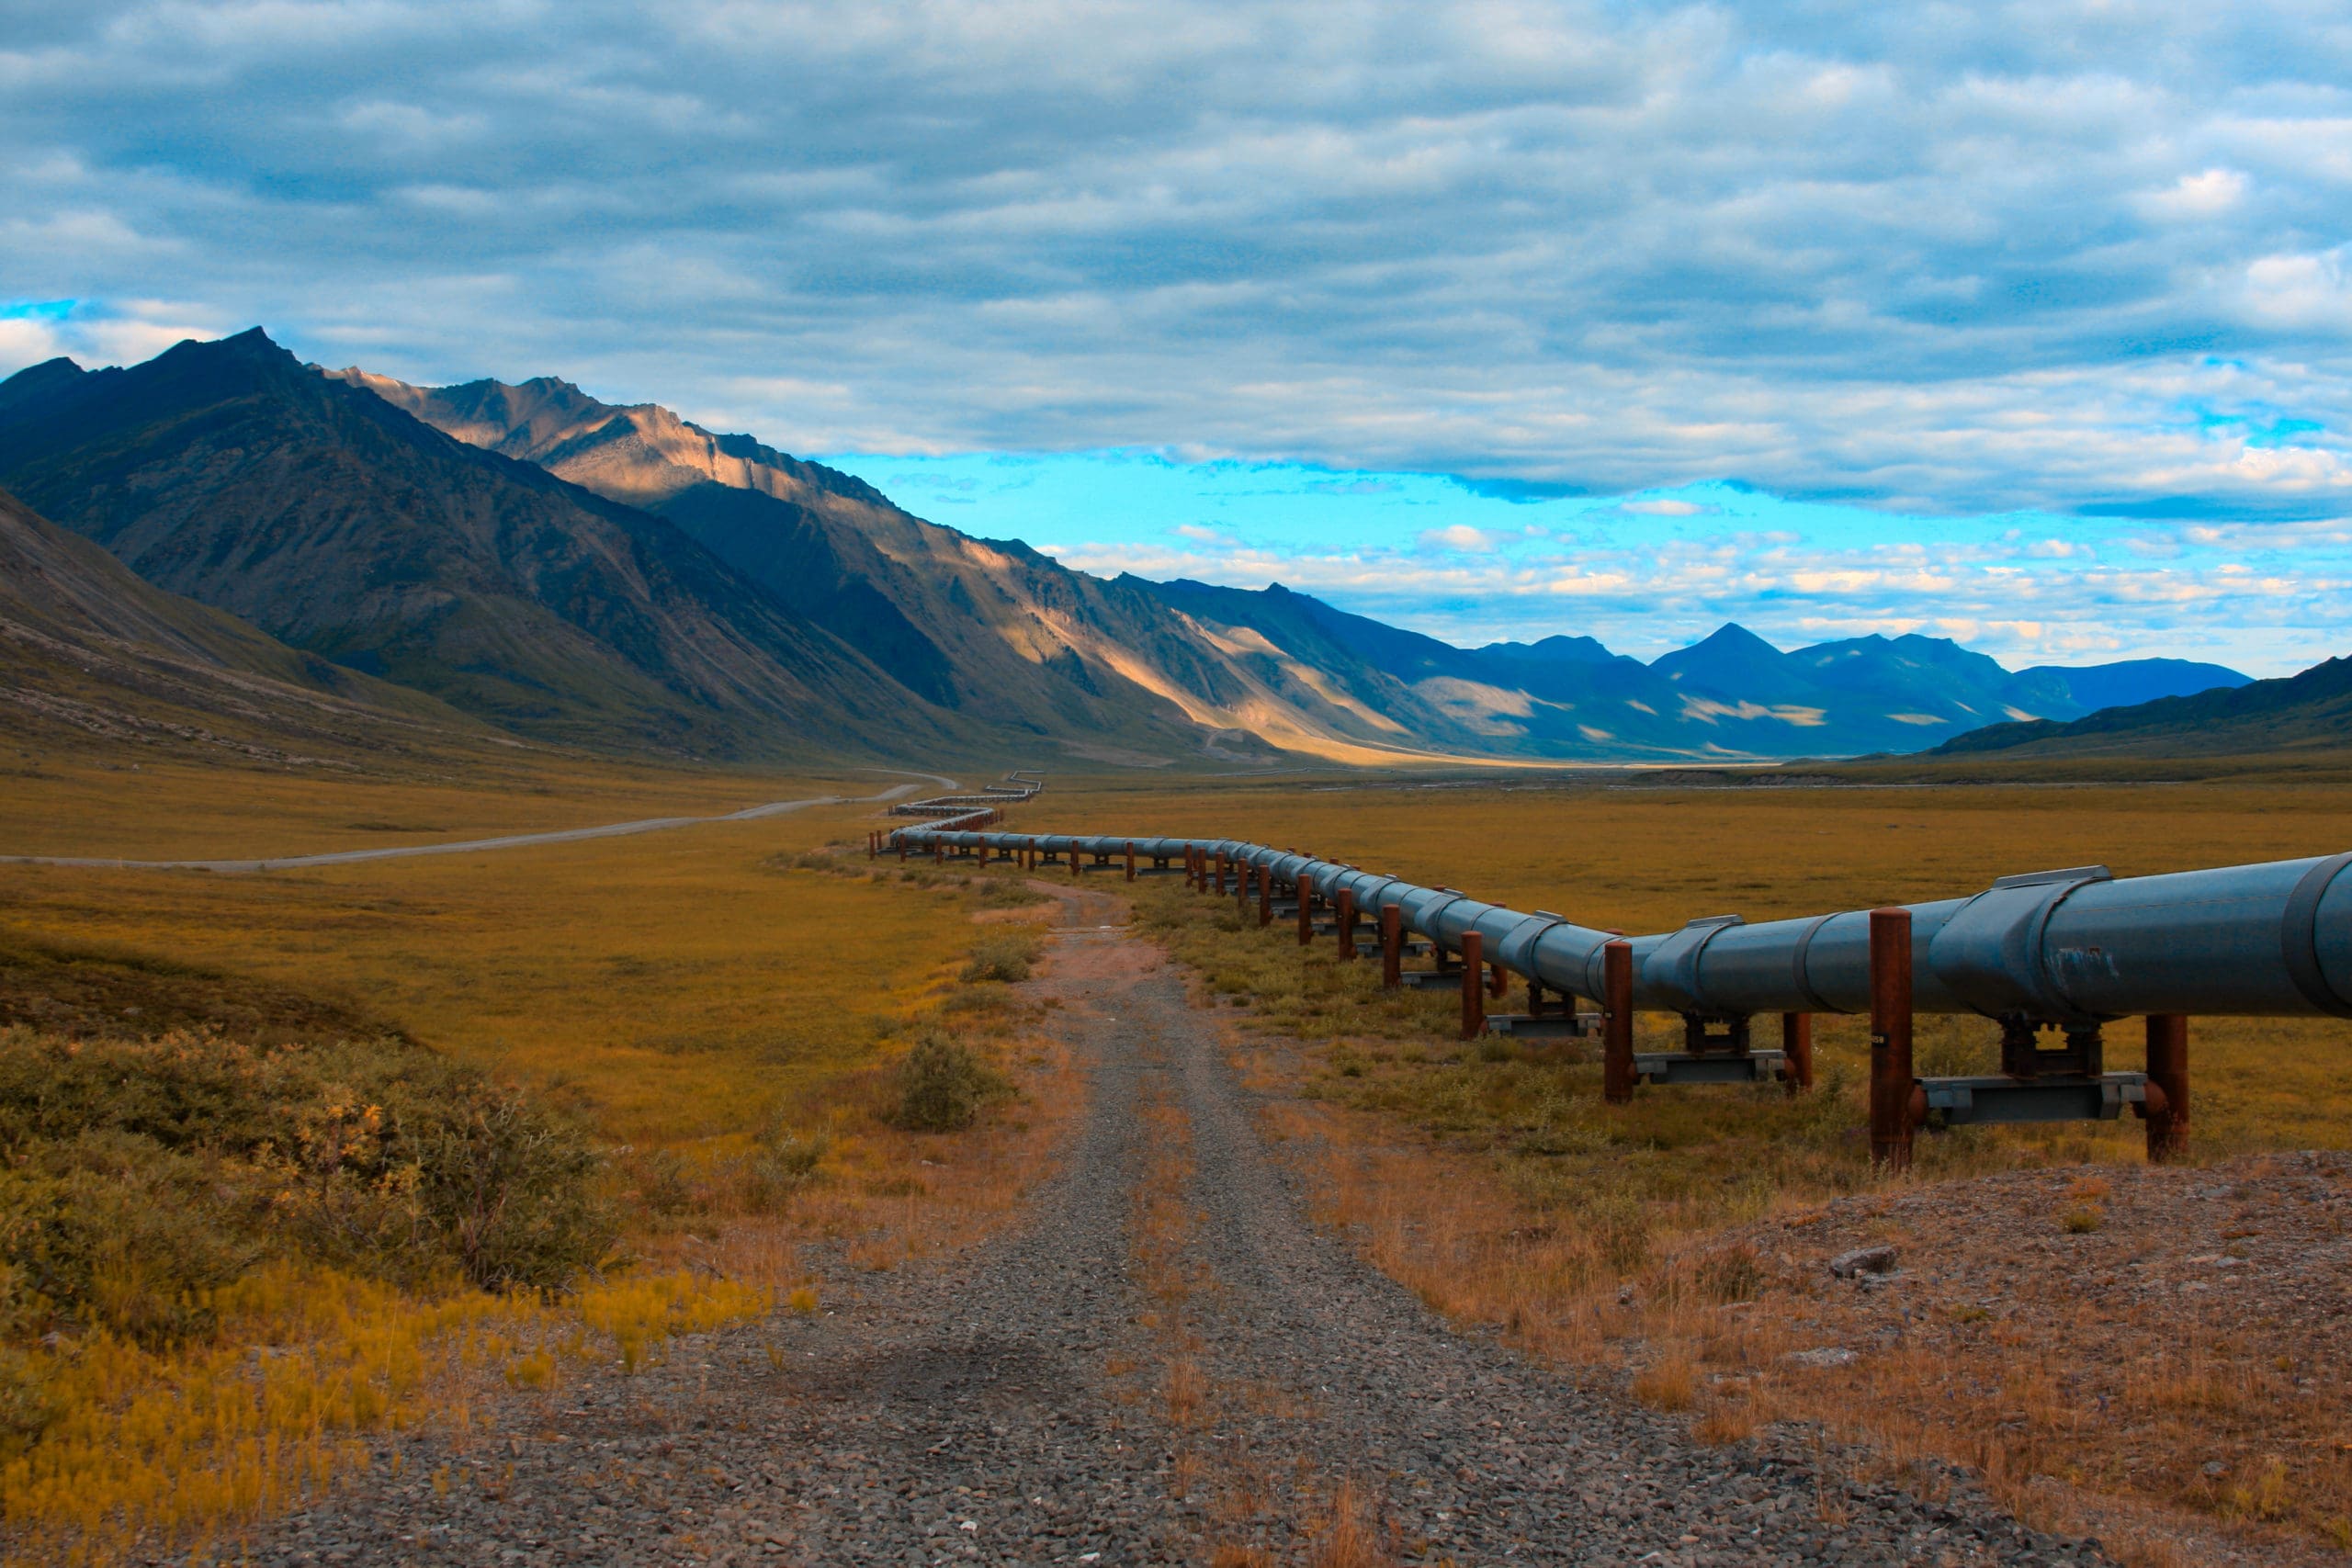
5, 2, 2349, 671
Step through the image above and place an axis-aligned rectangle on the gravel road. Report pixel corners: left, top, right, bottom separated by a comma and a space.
248, 903, 2113, 1567
2, 771, 954, 872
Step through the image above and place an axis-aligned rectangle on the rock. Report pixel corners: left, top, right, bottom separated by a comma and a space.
1786, 1348, 1860, 1369
1830, 1245, 1898, 1280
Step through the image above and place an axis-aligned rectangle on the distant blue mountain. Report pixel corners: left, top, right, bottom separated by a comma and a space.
2017, 658, 2250, 714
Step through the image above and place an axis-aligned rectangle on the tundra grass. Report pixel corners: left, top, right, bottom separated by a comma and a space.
0, 747, 892, 861
0, 775, 1050, 1563
1080, 775, 2352, 1562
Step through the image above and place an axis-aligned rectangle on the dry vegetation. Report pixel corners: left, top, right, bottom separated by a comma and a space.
0, 761, 1072, 1564
1064, 772, 2352, 1564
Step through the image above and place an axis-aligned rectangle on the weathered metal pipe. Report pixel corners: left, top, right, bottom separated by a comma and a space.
897, 828, 2352, 1028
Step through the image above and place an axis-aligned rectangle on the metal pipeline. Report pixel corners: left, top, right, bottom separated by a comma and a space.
890, 825, 2352, 1027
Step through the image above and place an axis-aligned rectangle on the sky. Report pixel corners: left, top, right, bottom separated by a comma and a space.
4, 2, 2351, 674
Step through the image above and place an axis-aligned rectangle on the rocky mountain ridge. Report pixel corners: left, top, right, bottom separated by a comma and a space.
0, 332, 2261, 768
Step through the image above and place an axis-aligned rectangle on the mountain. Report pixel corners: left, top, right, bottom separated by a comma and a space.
0, 482, 490, 763
328, 369, 1568, 763
1, 330, 2254, 771
1472, 635, 1622, 667
0, 332, 951, 761
1929, 656, 2352, 761
2016, 658, 2250, 712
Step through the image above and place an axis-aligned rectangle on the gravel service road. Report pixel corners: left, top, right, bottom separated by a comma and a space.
247, 894, 2114, 1567
1, 771, 955, 872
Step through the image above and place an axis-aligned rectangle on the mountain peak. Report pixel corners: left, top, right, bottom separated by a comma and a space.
1690, 622, 1782, 654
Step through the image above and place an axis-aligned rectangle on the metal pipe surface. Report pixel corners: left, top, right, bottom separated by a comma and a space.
894, 827, 2352, 1027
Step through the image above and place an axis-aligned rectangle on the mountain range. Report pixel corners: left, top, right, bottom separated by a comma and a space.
0, 329, 2262, 769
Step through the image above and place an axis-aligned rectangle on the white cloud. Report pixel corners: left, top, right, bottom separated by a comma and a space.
1418, 524, 1498, 552
2142, 167, 2248, 220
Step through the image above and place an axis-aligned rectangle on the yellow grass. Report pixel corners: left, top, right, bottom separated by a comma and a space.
0, 746, 893, 861
1061, 773, 2352, 1562
0, 760, 1060, 1563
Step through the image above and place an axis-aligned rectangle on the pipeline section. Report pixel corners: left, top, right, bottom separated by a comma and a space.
891, 826, 2352, 1027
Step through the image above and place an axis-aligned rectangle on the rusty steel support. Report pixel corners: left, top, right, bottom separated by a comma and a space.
1214, 851, 1228, 897
1460, 931, 1487, 1040
1297, 881, 1314, 947
1069, 847, 1080, 880
1258, 864, 1273, 927
1125, 840, 1136, 882
1336, 889, 1357, 961
1781, 1012, 1814, 1095
1380, 902, 1402, 988
898, 836, 907, 863
1869, 908, 1915, 1171
1487, 959, 1509, 999
933, 840, 944, 864
2144, 1013, 2189, 1162
1603, 940, 1634, 1104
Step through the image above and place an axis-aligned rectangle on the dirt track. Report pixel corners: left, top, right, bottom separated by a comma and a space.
248, 887, 2111, 1566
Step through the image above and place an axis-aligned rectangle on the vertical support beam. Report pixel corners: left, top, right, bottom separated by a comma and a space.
1781, 1012, 1814, 1094
933, 840, 943, 865
1335, 889, 1357, 960
1125, 840, 1136, 882
1069, 845, 1080, 881
1869, 908, 1915, 1172
1488, 958, 1509, 999
1603, 940, 1634, 1104
1185, 847, 1198, 891
1215, 851, 1228, 897
1237, 860, 1251, 914
1297, 876, 1314, 947
1258, 864, 1272, 927
1380, 903, 1402, 988
2145, 1014, 2189, 1163
897, 835, 907, 863
1460, 931, 1487, 1040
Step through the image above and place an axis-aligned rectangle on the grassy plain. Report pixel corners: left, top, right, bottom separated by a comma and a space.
0, 754, 1062, 1562
1034, 771, 2352, 1562
0, 746, 933, 861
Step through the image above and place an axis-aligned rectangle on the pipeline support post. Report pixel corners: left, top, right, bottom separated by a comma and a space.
2145, 1014, 2189, 1162
1379, 903, 1402, 988
1335, 890, 1357, 961
1460, 931, 1487, 1040
1488, 958, 1509, 1000
1869, 908, 1915, 1171
1214, 851, 1228, 897
1258, 865, 1272, 927
1602, 941, 1634, 1104
1781, 1012, 1814, 1095
1125, 841, 1136, 882
1296, 879, 1314, 947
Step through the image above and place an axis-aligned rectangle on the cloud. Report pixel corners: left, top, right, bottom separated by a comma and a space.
1418, 524, 1498, 553
1619, 498, 1703, 516
5, 1, 2352, 532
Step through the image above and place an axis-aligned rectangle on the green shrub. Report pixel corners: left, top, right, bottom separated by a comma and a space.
889, 1032, 1006, 1133
961, 931, 1043, 984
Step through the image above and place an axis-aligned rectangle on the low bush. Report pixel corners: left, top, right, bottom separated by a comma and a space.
961, 931, 1044, 984
0, 1025, 615, 1352
888, 1032, 1009, 1133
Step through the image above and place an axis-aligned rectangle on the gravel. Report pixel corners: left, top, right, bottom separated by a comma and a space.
242, 921, 2111, 1566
